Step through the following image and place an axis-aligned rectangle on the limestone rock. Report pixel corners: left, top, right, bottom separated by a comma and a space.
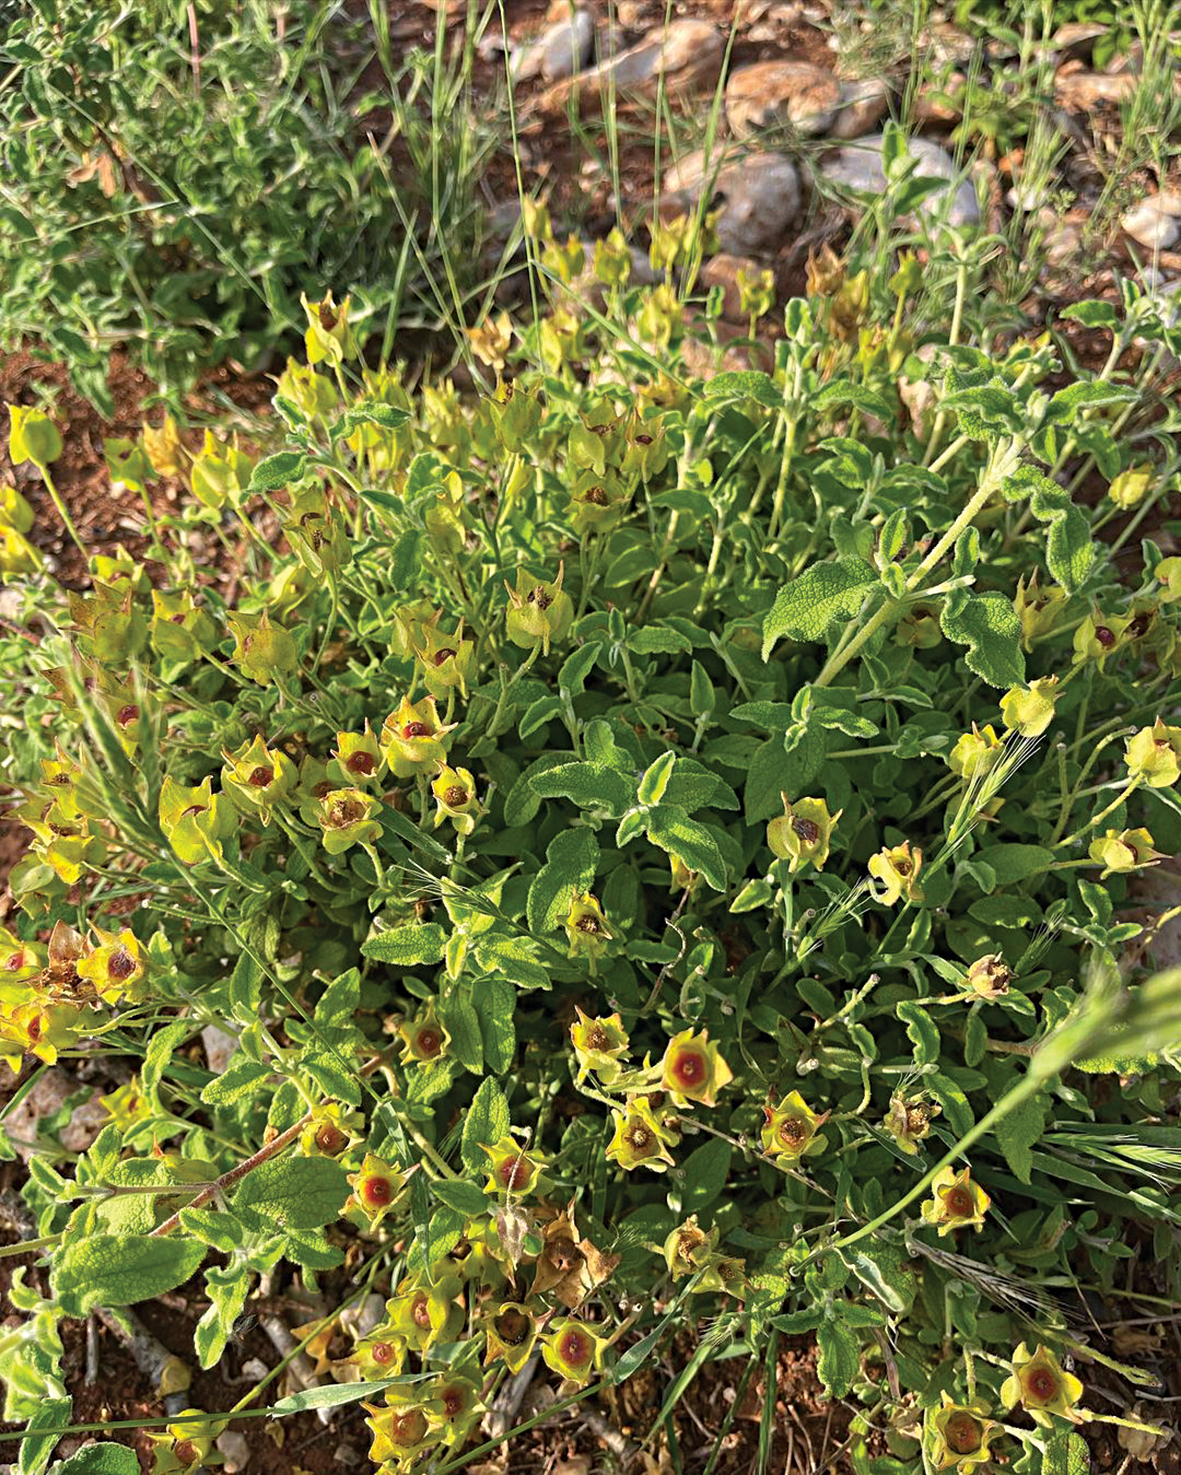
1122, 192, 1181, 252
664, 145, 801, 255
514, 9, 596, 83
539, 19, 723, 113
724, 60, 841, 139
818, 132, 979, 227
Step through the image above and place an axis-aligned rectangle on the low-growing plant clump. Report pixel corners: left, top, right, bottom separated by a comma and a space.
1, 166, 1180, 1474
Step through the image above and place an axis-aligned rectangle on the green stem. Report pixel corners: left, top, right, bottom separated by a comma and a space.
39, 465, 89, 558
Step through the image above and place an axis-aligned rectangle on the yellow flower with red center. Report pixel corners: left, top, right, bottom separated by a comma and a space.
144, 1409, 225, 1475
315, 787, 383, 854
483, 1301, 539, 1374
999, 676, 1059, 738
1088, 827, 1163, 879
412, 617, 476, 700
426, 1373, 484, 1446
398, 1003, 450, 1066
1001, 1344, 1086, 1426
883, 1093, 940, 1155
1125, 720, 1181, 788
660, 1028, 733, 1108
920, 1166, 990, 1236
606, 1097, 678, 1172
98, 1077, 153, 1132
481, 1135, 546, 1200
928, 1394, 1003, 1472
328, 722, 385, 788
766, 795, 841, 873
75, 925, 148, 1005
541, 1318, 607, 1385
0, 999, 83, 1075
380, 695, 457, 778
221, 734, 298, 823
431, 764, 482, 837
388, 1275, 464, 1353
760, 1090, 828, 1163
868, 840, 924, 905
342, 1327, 405, 1381
1073, 610, 1130, 668
300, 1102, 360, 1158
348, 1152, 405, 1225
569, 1007, 629, 1085
364, 1392, 438, 1468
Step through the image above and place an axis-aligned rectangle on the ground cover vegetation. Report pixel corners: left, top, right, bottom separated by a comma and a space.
1, 1, 1180, 1473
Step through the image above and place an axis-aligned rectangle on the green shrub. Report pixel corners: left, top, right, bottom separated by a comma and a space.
2, 193, 1180, 1472
0, 0, 495, 412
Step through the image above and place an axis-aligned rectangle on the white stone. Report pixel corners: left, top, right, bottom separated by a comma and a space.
1122, 193, 1181, 252
664, 146, 801, 256
724, 60, 841, 139
818, 133, 979, 227
514, 10, 595, 83
215, 1432, 250, 1475
830, 77, 891, 139
202, 1023, 239, 1074
540, 18, 722, 111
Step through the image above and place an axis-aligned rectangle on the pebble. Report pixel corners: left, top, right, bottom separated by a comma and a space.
664, 145, 801, 256
4, 1069, 107, 1160
202, 1023, 239, 1074
215, 1432, 250, 1475
539, 18, 723, 112
1122, 192, 1181, 252
1054, 69, 1139, 109
818, 132, 980, 227
830, 77, 891, 139
724, 60, 841, 139
513, 9, 595, 83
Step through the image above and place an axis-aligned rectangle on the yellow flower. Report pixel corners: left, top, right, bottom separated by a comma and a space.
1107, 463, 1153, 508
221, 734, 298, 823
1125, 720, 1181, 788
300, 1102, 360, 1158
948, 724, 1004, 780
347, 1153, 405, 1225
999, 676, 1059, 738
1000, 1343, 1086, 1426
663, 1216, 716, 1278
1088, 827, 1163, 879
397, 1003, 450, 1066
504, 565, 574, 656
569, 1007, 629, 1085
467, 311, 513, 370
606, 1097, 678, 1172
1073, 611, 1129, 668
380, 695, 457, 778
98, 1077, 153, 1132
315, 787, 383, 854
1014, 571, 1068, 650
883, 1093, 940, 1155
75, 926, 148, 1005
868, 840, 923, 905
1155, 556, 1181, 603
328, 722, 385, 788
412, 616, 477, 700
760, 1090, 827, 1163
928, 1394, 1003, 1472
0, 999, 83, 1075
481, 1135, 546, 1200
660, 1028, 733, 1108
300, 290, 358, 367
920, 1166, 990, 1236
8, 404, 62, 468
388, 1275, 464, 1354
425, 1373, 484, 1447
364, 1394, 438, 1468
541, 1317, 607, 1385
483, 1302, 539, 1374
563, 892, 611, 969
431, 764, 482, 837
766, 795, 841, 872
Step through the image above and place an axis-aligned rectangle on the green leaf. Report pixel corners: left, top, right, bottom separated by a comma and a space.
816, 1318, 860, 1397
228, 952, 261, 1023
939, 591, 1026, 687
474, 976, 516, 1072
628, 626, 693, 655
839, 1241, 917, 1315
941, 381, 1024, 439
994, 1090, 1047, 1184
409, 1206, 468, 1278
527, 827, 599, 935
194, 1263, 251, 1369
461, 1078, 511, 1172
269, 1377, 408, 1416
642, 806, 727, 891
638, 751, 677, 806
744, 731, 825, 825
201, 1058, 272, 1107
679, 1137, 731, 1213
440, 996, 483, 1074
54, 1235, 207, 1317
814, 379, 894, 423
896, 1000, 940, 1067
531, 762, 635, 815
48, 1446, 140, 1475
1001, 467, 1093, 592
1042, 380, 1138, 425
558, 642, 602, 695
22, 1399, 72, 1475
762, 558, 878, 658
431, 1178, 489, 1218
232, 1157, 350, 1233
702, 369, 780, 406
362, 923, 447, 966
141, 1019, 194, 1100
1041, 1428, 1091, 1475
248, 450, 307, 492
973, 844, 1055, 885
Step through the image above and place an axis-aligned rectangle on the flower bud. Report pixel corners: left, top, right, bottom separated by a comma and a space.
760, 1090, 827, 1162
275, 357, 338, 422
999, 676, 1059, 737
540, 231, 585, 284
505, 565, 574, 656
8, 405, 62, 468
964, 953, 1012, 1000
467, 311, 512, 370
487, 377, 543, 453
69, 582, 149, 664
141, 414, 186, 477
300, 290, 358, 366
660, 1028, 733, 1108
766, 795, 840, 873
0, 523, 41, 575
0, 484, 35, 534
606, 1098, 678, 1172
151, 588, 217, 663
190, 430, 252, 509
593, 228, 631, 289
737, 265, 776, 320
1107, 463, 1153, 509
1014, 571, 1068, 651
227, 610, 300, 686
920, 1165, 990, 1236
